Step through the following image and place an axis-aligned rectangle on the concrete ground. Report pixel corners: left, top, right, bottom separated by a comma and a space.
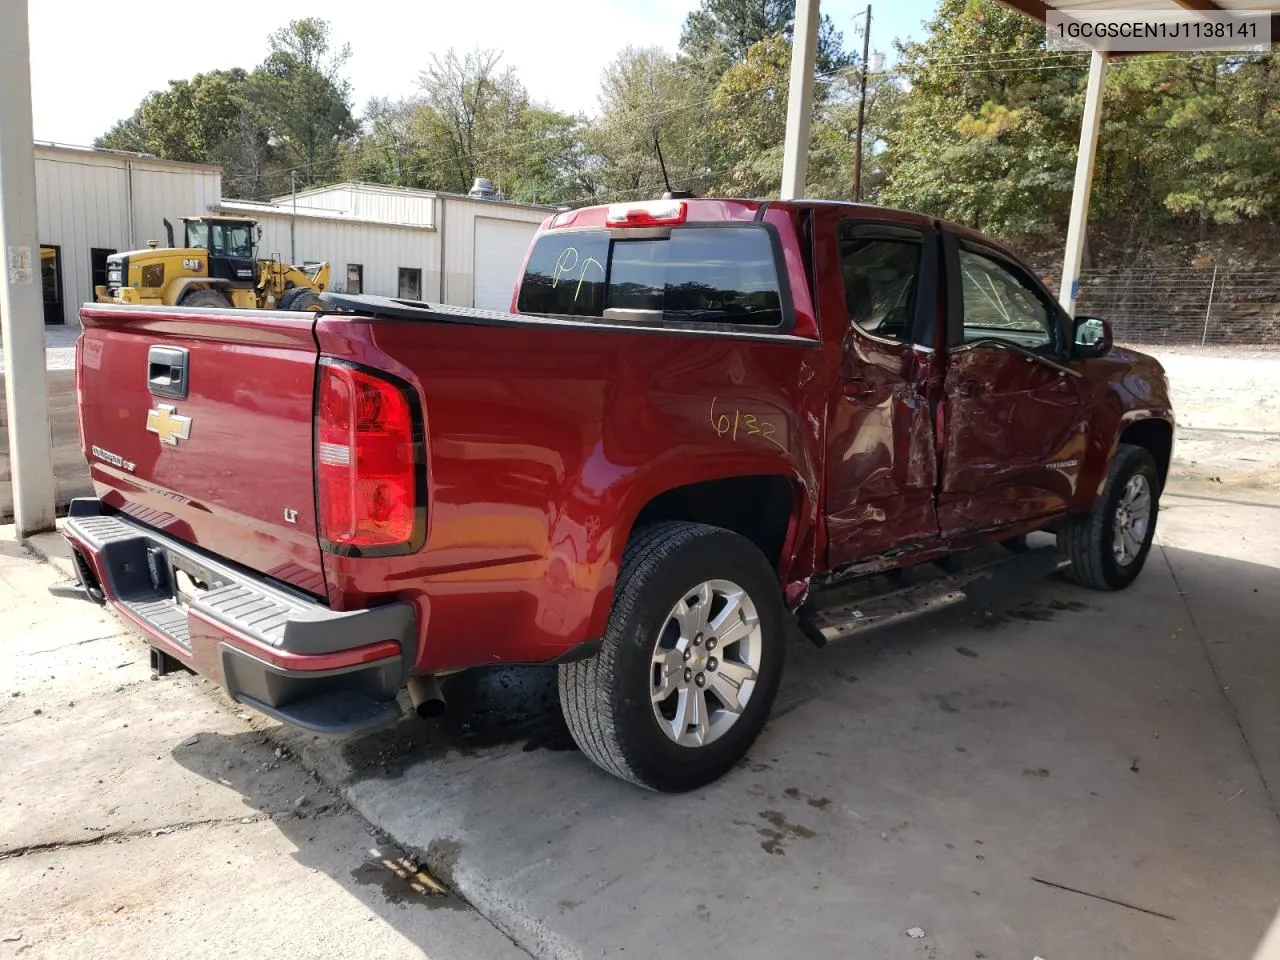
0, 533, 528, 960
11, 479, 1280, 960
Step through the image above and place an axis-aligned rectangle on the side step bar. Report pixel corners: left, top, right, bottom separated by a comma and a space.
798, 546, 1068, 646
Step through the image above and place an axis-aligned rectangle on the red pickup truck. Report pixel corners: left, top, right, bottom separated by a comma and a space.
61, 197, 1173, 791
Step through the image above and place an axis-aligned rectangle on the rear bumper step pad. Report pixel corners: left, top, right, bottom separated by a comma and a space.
60, 498, 414, 737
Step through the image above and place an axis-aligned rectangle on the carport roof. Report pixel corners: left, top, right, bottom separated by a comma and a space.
994, 0, 1280, 49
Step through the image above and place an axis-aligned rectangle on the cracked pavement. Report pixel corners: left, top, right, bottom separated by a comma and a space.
0, 534, 528, 960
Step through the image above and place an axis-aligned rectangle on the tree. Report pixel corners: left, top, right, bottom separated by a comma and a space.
410, 48, 585, 199
344, 49, 587, 202
1140, 54, 1280, 225
808, 68, 905, 201
96, 69, 280, 199
501, 107, 594, 204
710, 34, 802, 195
96, 69, 252, 165
878, 0, 1083, 237
342, 96, 447, 190
586, 47, 711, 201
680, 0, 850, 75
251, 18, 358, 186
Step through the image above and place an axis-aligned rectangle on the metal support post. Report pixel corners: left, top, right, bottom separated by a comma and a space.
780, 0, 821, 200
1058, 49, 1108, 316
0, 0, 56, 537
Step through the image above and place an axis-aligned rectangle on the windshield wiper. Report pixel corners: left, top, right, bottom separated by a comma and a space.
965, 338, 1082, 378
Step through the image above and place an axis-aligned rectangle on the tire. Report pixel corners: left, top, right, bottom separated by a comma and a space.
178, 288, 231, 308
1058, 443, 1160, 590
280, 288, 325, 312
558, 522, 785, 792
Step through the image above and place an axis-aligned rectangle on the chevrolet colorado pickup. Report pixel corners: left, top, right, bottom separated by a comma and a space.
61, 197, 1173, 792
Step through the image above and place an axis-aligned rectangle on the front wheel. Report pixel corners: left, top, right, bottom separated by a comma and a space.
558, 522, 785, 792
1058, 443, 1160, 590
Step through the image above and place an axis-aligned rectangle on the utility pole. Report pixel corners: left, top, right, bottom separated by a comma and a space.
0, 0, 56, 538
853, 4, 872, 202
290, 170, 298, 265
780, 0, 820, 200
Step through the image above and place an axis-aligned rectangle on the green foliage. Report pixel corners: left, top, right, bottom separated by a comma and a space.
879, 0, 1083, 236
879, 1, 1280, 241
96, 5, 1280, 246
711, 33, 839, 196
587, 46, 714, 200
250, 18, 358, 188
1145, 55, 1280, 223
342, 48, 586, 202
97, 18, 355, 199
95, 69, 274, 194
680, 0, 850, 74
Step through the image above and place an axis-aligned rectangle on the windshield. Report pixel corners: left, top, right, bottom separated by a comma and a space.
212, 222, 254, 258
516, 226, 784, 327
186, 221, 254, 258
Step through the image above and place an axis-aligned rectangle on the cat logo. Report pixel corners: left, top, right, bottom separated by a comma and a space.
146, 404, 192, 446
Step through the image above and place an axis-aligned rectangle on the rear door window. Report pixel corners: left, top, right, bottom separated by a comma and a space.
837, 229, 922, 344
516, 226, 785, 328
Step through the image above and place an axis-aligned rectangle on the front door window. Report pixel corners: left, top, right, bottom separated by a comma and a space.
957, 248, 1054, 349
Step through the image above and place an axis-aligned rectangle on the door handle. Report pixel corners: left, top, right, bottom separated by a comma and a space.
147, 345, 189, 400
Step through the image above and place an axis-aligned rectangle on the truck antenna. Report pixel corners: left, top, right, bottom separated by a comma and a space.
653, 133, 694, 200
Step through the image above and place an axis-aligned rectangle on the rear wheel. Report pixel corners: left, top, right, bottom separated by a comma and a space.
558, 522, 785, 792
1058, 443, 1160, 590
178, 288, 231, 308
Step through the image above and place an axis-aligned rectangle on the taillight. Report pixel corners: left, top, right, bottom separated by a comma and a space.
315, 360, 423, 554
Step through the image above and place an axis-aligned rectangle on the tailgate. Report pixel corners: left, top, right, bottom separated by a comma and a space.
78, 305, 325, 596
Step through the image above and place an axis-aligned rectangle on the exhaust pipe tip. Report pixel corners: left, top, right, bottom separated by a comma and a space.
407, 675, 446, 719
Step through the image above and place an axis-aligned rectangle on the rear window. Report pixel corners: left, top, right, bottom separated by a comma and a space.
516, 226, 785, 328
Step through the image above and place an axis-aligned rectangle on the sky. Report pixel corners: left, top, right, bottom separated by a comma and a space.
28, 0, 939, 148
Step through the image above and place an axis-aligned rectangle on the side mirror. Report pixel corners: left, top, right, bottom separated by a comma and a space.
1073, 316, 1112, 359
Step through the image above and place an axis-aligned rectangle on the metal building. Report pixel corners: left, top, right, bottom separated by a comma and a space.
33, 144, 221, 325
265, 182, 548, 309
29, 146, 553, 327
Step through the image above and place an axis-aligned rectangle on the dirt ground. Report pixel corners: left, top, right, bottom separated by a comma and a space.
1143, 346, 1280, 489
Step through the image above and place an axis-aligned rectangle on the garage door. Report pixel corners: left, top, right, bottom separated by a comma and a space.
473, 217, 538, 311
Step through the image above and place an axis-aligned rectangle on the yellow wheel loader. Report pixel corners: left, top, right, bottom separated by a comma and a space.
94, 216, 330, 311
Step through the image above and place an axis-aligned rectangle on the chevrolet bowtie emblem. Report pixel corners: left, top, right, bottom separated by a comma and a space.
146, 404, 192, 446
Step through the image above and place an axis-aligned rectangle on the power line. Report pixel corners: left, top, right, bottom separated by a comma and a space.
227, 46, 1259, 195
222, 57, 874, 193
222, 47, 1267, 206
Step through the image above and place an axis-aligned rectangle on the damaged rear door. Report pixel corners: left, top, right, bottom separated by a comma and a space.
821, 213, 942, 567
